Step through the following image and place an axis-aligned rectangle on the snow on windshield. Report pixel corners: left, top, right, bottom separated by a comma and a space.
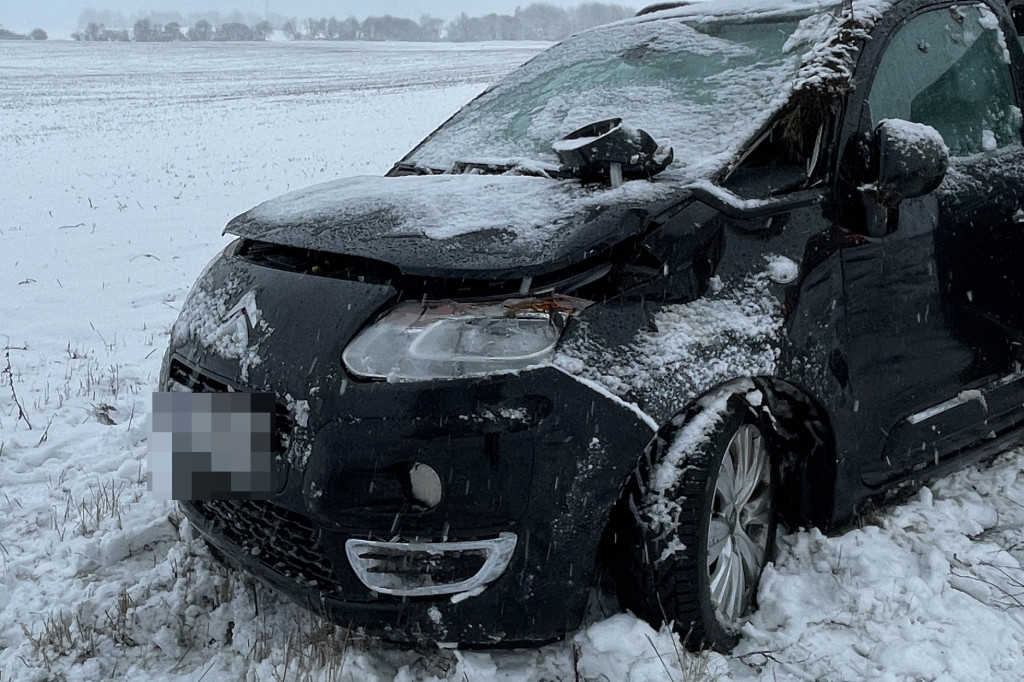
408, 4, 840, 182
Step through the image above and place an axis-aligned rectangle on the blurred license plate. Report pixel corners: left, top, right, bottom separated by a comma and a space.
148, 391, 277, 500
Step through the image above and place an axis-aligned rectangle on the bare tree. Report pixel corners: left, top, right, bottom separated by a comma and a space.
515, 4, 572, 41
188, 20, 213, 41
419, 15, 444, 41
163, 22, 183, 41
216, 22, 252, 41
252, 21, 273, 40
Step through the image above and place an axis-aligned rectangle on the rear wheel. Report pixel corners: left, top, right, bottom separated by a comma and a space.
615, 398, 778, 651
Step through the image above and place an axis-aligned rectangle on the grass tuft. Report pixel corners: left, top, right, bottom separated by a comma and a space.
3, 348, 33, 429
644, 629, 719, 682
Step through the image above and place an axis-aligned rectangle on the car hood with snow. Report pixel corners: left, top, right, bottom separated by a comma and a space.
224, 174, 675, 277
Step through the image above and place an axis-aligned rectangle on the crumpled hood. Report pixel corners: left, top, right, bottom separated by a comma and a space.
225, 173, 682, 278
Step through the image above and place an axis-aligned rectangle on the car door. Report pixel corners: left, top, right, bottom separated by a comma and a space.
836, 0, 1024, 487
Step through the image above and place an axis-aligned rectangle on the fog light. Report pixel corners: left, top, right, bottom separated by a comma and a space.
345, 533, 517, 598
409, 463, 442, 509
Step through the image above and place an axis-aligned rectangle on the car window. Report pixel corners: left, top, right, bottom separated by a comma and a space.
867, 4, 1022, 157
1012, 1, 1024, 49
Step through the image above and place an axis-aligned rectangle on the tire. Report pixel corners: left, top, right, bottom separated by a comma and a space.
614, 395, 778, 652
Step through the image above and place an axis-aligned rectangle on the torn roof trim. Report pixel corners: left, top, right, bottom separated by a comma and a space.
791, 0, 893, 98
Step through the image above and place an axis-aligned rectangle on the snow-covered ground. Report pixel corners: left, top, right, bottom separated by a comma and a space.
2, 39, 1023, 682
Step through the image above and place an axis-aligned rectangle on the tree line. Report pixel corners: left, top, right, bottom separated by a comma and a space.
0, 27, 47, 40
69, 3, 634, 43
73, 19, 270, 42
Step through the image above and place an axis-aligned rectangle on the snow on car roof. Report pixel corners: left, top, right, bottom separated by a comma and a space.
633, 0, 847, 21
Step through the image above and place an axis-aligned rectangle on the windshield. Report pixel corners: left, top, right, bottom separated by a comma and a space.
404, 6, 841, 182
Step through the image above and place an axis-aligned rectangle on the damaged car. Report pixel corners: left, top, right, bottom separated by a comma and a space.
160, 0, 1024, 651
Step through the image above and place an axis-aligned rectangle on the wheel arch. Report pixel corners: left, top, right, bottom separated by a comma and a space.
750, 376, 838, 531
609, 376, 838, 537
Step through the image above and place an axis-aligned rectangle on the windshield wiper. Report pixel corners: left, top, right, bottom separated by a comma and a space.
393, 159, 572, 179
389, 162, 442, 176
451, 159, 571, 179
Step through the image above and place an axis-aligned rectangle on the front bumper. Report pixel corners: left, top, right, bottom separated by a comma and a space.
173, 356, 654, 645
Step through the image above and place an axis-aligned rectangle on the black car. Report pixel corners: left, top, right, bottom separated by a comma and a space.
159, 0, 1024, 651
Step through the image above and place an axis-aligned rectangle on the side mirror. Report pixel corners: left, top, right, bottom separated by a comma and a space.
871, 119, 949, 207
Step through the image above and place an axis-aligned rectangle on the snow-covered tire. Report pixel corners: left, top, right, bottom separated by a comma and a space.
614, 394, 778, 652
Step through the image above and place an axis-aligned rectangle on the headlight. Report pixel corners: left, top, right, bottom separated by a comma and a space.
342, 296, 590, 381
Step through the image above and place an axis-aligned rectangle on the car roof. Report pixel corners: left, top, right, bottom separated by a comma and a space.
636, 2, 695, 16
631, 0, 847, 22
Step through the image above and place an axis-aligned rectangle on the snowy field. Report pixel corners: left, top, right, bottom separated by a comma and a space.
2, 39, 1024, 682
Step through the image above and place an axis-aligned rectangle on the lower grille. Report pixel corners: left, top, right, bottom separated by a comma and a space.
191, 499, 338, 591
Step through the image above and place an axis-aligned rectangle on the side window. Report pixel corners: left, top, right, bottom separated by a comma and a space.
1012, 1, 1024, 49
721, 105, 824, 197
867, 4, 1022, 156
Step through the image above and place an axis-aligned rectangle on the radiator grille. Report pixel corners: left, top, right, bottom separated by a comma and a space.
191, 499, 338, 591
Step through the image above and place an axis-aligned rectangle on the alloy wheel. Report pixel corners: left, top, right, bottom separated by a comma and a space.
706, 423, 773, 626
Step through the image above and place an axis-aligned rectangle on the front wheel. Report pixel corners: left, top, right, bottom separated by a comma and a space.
705, 422, 775, 630
614, 398, 778, 651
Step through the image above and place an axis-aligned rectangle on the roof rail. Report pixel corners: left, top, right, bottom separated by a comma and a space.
635, 2, 695, 16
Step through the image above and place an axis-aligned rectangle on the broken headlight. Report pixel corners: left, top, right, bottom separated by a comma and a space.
342, 296, 590, 381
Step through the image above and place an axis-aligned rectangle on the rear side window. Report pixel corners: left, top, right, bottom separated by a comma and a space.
867, 4, 1022, 156
1012, 1, 1024, 49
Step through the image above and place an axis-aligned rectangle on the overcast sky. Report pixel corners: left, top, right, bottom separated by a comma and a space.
1, 1, 630, 35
